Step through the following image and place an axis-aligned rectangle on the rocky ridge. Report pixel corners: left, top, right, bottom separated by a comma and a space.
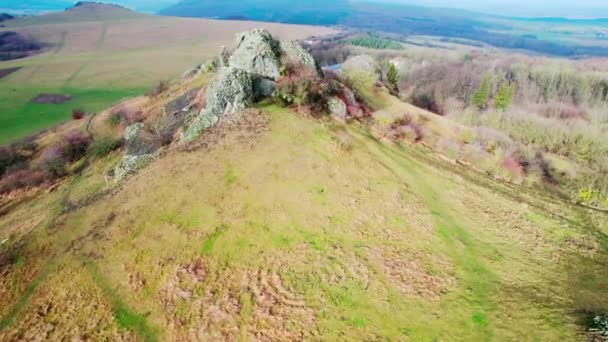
181, 29, 321, 142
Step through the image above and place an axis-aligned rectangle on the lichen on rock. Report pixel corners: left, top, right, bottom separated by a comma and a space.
113, 123, 160, 182
228, 29, 281, 79
328, 97, 348, 121
182, 67, 254, 141
182, 29, 321, 142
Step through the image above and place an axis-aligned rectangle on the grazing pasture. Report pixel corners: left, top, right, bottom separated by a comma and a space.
0, 7, 335, 144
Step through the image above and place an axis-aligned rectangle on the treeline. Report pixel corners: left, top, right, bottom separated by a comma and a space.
340, 36, 403, 50
399, 56, 608, 115
0, 31, 44, 61
395, 54, 608, 205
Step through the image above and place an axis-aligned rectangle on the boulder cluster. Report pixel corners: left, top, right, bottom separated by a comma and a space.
181, 29, 322, 141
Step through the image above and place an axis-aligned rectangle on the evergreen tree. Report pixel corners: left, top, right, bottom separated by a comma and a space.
387, 63, 399, 91
472, 74, 491, 109
495, 81, 515, 111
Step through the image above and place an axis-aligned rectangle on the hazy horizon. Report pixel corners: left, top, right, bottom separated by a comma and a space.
3, 0, 608, 19
362, 0, 608, 18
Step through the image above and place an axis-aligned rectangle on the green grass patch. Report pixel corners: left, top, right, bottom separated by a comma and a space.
0, 86, 145, 144
85, 262, 157, 342
201, 224, 228, 256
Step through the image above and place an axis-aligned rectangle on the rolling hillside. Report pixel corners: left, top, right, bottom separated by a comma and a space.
0, 27, 607, 340
0, 73, 606, 341
0, 3, 335, 144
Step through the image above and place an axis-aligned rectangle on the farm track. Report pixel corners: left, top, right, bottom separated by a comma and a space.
61, 23, 107, 90
21, 31, 67, 84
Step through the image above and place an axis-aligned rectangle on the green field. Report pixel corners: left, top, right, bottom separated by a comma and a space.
0, 5, 335, 144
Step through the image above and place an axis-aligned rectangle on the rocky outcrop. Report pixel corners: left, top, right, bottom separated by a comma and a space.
279, 41, 322, 77
182, 29, 320, 142
328, 97, 348, 121
182, 67, 254, 141
229, 29, 281, 79
113, 123, 159, 181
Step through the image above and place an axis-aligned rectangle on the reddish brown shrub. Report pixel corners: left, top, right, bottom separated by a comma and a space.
0, 169, 46, 194
71, 108, 85, 120
39, 145, 66, 178
62, 131, 91, 162
390, 114, 424, 142
538, 102, 586, 120
501, 155, 525, 179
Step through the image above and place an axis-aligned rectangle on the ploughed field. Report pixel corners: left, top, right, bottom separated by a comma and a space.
0, 105, 606, 340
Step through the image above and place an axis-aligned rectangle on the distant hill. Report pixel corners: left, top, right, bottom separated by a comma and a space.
5, 1, 147, 26
0, 13, 14, 22
160, 0, 351, 25
161, 0, 608, 57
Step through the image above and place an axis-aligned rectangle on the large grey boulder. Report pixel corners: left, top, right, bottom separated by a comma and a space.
182, 29, 322, 142
228, 29, 281, 79
280, 41, 322, 78
328, 97, 348, 121
182, 67, 254, 141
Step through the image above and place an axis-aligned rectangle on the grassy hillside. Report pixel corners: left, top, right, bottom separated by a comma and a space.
0, 5, 335, 144
0, 95, 606, 339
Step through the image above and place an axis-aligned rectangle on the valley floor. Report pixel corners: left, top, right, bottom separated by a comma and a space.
0, 106, 607, 340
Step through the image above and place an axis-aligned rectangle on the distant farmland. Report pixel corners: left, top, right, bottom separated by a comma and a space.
0, 10, 335, 144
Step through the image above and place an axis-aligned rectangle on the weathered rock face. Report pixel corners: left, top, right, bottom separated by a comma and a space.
113, 123, 160, 181
342, 55, 381, 81
328, 97, 348, 121
229, 29, 281, 79
182, 67, 254, 141
124, 123, 161, 156
279, 40, 322, 78
182, 29, 321, 142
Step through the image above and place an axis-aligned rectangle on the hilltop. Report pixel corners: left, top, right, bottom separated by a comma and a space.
0, 29, 607, 340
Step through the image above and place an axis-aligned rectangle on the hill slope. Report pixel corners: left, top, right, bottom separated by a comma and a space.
0, 101, 606, 339
0, 25, 607, 338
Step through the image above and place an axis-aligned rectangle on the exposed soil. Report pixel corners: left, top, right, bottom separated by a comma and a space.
31, 94, 72, 105
0, 67, 20, 80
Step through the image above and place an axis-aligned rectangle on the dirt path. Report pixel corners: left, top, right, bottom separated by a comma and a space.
21, 30, 67, 84
62, 23, 107, 89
